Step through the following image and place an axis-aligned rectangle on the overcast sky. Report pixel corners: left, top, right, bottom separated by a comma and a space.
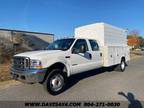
0, 0, 144, 38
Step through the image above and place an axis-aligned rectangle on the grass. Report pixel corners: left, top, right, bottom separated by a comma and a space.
0, 63, 11, 82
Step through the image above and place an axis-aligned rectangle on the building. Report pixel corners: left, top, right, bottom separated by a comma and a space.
0, 28, 54, 50
0, 28, 54, 43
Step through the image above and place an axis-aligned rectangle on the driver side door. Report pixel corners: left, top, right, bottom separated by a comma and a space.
70, 39, 93, 75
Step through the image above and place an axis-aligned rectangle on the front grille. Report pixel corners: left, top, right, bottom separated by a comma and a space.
13, 56, 30, 70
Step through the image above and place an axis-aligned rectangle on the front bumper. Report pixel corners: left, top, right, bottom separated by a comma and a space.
10, 68, 47, 84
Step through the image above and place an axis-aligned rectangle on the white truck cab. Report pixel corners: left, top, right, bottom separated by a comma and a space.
11, 23, 130, 95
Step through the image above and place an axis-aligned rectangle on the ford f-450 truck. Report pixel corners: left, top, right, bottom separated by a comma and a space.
11, 23, 130, 95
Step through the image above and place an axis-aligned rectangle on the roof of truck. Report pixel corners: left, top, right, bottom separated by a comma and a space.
75, 22, 126, 32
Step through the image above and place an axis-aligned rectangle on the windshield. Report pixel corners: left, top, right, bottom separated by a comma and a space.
47, 38, 75, 51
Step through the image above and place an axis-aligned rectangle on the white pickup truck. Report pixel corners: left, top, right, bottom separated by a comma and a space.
11, 23, 130, 95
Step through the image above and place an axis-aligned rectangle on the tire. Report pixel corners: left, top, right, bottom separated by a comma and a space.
43, 69, 67, 95
120, 59, 126, 72
116, 59, 126, 72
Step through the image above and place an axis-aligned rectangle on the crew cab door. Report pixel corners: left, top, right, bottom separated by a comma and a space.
70, 39, 94, 74
88, 39, 103, 68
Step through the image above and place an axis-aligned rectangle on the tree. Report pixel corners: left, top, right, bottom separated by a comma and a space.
127, 30, 141, 48
13, 32, 24, 44
0, 37, 13, 64
128, 30, 140, 36
127, 36, 140, 47
139, 36, 144, 47
0, 46, 4, 64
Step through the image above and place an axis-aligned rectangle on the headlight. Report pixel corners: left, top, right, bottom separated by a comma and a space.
30, 59, 42, 69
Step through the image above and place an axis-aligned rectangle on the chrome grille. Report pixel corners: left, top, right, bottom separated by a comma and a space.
13, 56, 30, 70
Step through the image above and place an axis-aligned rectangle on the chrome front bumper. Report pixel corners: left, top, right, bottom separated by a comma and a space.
10, 68, 47, 84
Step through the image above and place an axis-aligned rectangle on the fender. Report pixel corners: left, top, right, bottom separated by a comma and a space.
43, 57, 71, 77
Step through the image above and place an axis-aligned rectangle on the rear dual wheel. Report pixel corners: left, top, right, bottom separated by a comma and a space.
116, 58, 126, 72
120, 59, 126, 72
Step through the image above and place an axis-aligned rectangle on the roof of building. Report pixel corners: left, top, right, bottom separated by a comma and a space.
0, 28, 54, 36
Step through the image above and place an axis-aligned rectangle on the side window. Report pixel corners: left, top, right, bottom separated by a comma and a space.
89, 40, 99, 51
72, 39, 88, 54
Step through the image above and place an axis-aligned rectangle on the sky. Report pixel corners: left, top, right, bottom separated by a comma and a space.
0, 0, 144, 38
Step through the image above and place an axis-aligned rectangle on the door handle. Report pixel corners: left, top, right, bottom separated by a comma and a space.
89, 53, 92, 59
65, 56, 70, 58
100, 53, 102, 57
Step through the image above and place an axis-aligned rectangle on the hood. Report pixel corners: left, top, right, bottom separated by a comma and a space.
14, 50, 64, 59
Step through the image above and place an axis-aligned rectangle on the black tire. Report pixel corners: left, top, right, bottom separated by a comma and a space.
43, 69, 67, 95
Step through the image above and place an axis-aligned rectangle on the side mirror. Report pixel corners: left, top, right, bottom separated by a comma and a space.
72, 48, 79, 54
84, 51, 92, 59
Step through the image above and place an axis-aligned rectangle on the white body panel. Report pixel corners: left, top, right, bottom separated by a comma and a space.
75, 22, 127, 46
70, 53, 94, 74
15, 50, 72, 76
70, 40, 103, 74
102, 46, 130, 66
75, 22, 130, 67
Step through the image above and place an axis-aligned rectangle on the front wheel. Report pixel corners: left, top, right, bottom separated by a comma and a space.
44, 69, 67, 95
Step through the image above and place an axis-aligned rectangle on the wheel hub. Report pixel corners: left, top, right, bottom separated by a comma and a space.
50, 74, 64, 92
121, 61, 125, 70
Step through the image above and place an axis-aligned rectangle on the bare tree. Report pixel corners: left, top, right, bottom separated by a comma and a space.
128, 30, 140, 37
